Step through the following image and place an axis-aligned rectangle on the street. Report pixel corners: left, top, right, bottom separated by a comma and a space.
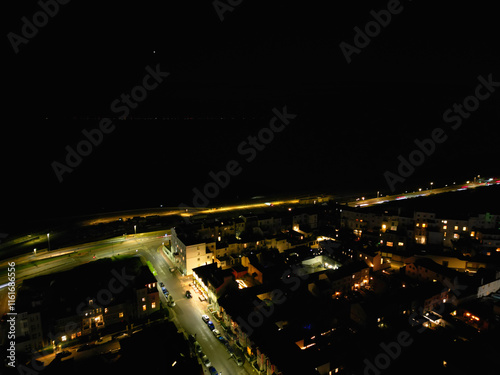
145, 245, 250, 375
0, 230, 250, 374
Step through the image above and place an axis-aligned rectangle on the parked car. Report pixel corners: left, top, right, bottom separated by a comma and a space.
185, 290, 192, 298
202, 315, 210, 323
207, 321, 215, 330
233, 354, 244, 366
113, 332, 129, 340
188, 334, 196, 345
160, 282, 164, 287
211, 329, 220, 337
194, 342, 203, 354
201, 353, 211, 367
217, 336, 228, 345
208, 366, 219, 375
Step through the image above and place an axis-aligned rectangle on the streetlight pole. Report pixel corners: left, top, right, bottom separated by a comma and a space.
430, 182, 433, 191
134, 225, 137, 236
47, 233, 50, 251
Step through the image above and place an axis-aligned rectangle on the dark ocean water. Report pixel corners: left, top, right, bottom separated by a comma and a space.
3, 114, 498, 231
3, 81, 500, 232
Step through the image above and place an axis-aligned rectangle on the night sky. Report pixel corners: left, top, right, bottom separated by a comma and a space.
3, 1, 500, 229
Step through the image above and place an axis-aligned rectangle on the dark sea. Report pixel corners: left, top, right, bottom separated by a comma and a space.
3, 84, 499, 232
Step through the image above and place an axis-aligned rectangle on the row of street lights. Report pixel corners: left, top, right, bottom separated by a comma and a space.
34, 233, 50, 255
34, 225, 138, 256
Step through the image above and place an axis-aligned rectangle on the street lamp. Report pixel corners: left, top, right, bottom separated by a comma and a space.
34, 248, 37, 255
134, 225, 137, 236
430, 182, 433, 190
47, 233, 50, 251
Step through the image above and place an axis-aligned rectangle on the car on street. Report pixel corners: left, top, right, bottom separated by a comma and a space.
207, 321, 215, 330
185, 290, 192, 298
112, 332, 129, 340
202, 315, 210, 323
194, 342, 202, 354
218, 336, 228, 345
233, 354, 244, 366
211, 329, 220, 337
209, 366, 219, 375
200, 353, 211, 367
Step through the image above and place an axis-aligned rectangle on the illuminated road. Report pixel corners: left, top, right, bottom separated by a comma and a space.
146, 248, 250, 375
0, 230, 249, 374
347, 181, 500, 208
0, 231, 169, 319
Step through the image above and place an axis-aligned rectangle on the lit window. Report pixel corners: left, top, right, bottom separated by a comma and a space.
416, 223, 420, 227
387, 241, 393, 247
422, 223, 427, 228
142, 305, 147, 311
104, 308, 108, 314
61, 335, 67, 342
454, 226, 458, 230
462, 227, 467, 231
119, 312, 124, 318
443, 225, 447, 230
454, 233, 459, 239
152, 302, 156, 309
398, 242, 404, 246
443, 220, 447, 224
71, 333, 76, 340
142, 297, 145, 302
